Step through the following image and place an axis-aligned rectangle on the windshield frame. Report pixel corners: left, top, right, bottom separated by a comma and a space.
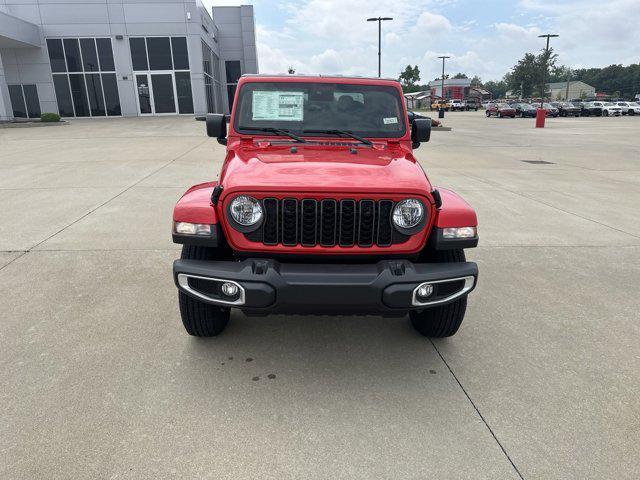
231, 79, 408, 140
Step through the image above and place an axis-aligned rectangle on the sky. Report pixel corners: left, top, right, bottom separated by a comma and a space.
205, 0, 640, 83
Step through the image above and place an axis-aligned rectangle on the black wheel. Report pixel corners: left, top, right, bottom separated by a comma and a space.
603, 110, 609, 116
485, 110, 490, 117
178, 245, 231, 337
410, 249, 469, 338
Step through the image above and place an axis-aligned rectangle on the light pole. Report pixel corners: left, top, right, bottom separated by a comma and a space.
437, 55, 450, 118
538, 34, 558, 107
367, 17, 393, 77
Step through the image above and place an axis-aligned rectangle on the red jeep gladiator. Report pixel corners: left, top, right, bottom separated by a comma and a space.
172, 75, 479, 338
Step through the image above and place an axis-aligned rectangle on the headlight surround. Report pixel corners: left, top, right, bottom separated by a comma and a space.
228, 195, 263, 229
392, 198, 425, 232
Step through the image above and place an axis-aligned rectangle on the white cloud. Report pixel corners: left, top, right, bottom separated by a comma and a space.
415, 11, 452, 34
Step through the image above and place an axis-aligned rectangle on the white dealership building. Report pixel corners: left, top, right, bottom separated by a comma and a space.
0, 1, 257, 120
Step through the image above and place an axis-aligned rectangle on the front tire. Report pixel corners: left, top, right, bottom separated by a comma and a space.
178, 245, 231, 337
410, 249, 469, 338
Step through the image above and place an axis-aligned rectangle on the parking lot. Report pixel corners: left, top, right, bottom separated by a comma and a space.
1, 111, 639, 479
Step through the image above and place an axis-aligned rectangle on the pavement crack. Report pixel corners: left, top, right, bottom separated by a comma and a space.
429, 339, 526, 480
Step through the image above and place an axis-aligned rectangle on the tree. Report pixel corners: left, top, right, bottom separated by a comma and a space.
453, 72, 468, 79
399, 65, 421, 90
470, 75, 482, 87
483, 80, 508, 99
503, 47, 558, 98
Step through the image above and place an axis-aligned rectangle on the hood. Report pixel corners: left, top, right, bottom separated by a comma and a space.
219, 143, 432, 197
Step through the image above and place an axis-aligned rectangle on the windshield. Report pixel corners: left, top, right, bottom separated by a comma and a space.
629, 102, 639, 107
233, 82, 406, 138
543, 103, 555, 108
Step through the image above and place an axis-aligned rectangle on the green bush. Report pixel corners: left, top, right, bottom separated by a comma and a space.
40, 112, 61, 122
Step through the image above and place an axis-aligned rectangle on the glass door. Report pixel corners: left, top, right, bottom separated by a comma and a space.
136, 74, 152, 114
151, 73, 176, 114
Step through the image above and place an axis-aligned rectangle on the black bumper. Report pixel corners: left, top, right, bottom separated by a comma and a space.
173, 258, 478, 316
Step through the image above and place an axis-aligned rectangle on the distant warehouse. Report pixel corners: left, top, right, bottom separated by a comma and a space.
0, 2, 257, 120
547, 81, 595, 101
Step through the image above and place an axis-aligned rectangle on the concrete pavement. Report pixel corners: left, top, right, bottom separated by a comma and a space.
1, 113, 639, 479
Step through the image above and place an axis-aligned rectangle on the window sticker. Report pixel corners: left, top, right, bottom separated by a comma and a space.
383, 117, 398, 124
252, 91, 304, 121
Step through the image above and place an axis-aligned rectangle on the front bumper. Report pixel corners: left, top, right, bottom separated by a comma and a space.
174, 258, 478, 316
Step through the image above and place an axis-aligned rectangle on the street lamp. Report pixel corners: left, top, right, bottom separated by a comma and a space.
538, 34, 558, 107
367, 17, 393, 77
437, 55, 450, 118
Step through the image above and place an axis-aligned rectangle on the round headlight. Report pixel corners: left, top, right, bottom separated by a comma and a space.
392, 198, 424, 229
229, 195, 263, 226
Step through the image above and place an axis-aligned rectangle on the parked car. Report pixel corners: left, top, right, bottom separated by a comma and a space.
540, 103, 559, 117
431, 99, 451, 111
465, 98, 480, 111
601, 102, 623, 116
174, 74, 479, 338
616, 101, 640, 115
580, 102, 602, 116
510, 102, 537, 117
486, 103, 516, 118
450, 99, 465, 111
553, 102, 581, 117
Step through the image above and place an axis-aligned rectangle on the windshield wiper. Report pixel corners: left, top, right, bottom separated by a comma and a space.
240, 126, 306, 143
303, 129, 373, 146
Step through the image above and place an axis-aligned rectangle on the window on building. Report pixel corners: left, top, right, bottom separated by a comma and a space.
171, 37, 189, 70
47, 37, 121, 117
146, 37, 173, 70
225, 60, 241, 110
8, 84, 41, 118
202, 40, 223, 113
96, 38, 115, 71
129, 38, 148, 71
129, 37, 193, 115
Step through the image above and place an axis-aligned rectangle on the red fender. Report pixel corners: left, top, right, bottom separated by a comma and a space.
434, 187, 477, 228
173, 182, 219, 225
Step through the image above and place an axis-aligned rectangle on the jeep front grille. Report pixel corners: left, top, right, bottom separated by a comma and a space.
245, 198, 409, 248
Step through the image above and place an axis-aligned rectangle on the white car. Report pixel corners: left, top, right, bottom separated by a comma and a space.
599, 102, 622, 116
616, 101, 640, 115
450, 99, 466, 111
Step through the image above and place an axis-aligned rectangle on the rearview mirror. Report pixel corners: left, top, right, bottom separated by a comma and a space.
411, 118, 431, 149
206, 113, 227, 145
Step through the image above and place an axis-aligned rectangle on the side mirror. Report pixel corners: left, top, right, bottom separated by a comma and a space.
411, 118, 431, 149
206, 113, 227, 145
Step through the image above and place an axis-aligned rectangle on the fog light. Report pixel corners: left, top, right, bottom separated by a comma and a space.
221, 282, 239, 297
416, 283, 434, 298
443, 226, 477, 239
174, 222, 211, 236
